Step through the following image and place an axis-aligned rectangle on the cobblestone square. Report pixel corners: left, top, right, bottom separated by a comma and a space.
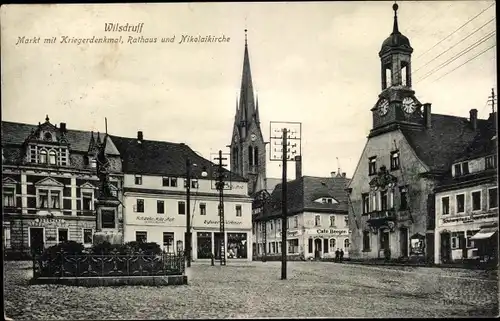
4, 260, 498, 319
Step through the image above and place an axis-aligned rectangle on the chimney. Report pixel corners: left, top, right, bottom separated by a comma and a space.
423, 103, 432, 129
137, 131, 143, 141
331, 171, 336, 177
295, 155, 302, 179
59, 122, 67, 132
469, 109, 478, 131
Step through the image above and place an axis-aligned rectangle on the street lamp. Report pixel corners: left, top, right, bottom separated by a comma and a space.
185, 157, 208, 268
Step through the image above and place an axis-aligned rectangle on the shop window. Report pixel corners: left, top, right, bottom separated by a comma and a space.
456, 194, 465, 213
236, 205, 242, 217
390, 151, 400, 170
135, 231, 147, 243
472, 191, 481, 211
409, 234, 425, 255
288, 239, 299, 254
488, 187, 498, 209
134, 175, 143, 185
441, 196, 450, 215
3, 187, 15, 207
101, 210, 116, 229
368, 157, 377, 175
57, 228, 68, 243
178, 201, 186, 215
83, 229, 93, 245
227, 233, 247, 259
363, 231, 370, 251
200, 203, 206, 215
136, 199, 144, 213
466, 230, 478, 248
329, 238, 336, 252
163, 232, 174, 253
329, 215, 336, 227
314, 215, 321, 227
362, 193, 370, 214
157, 200, 165, 214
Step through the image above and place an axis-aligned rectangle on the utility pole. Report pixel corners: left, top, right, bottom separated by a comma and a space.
269, 121, 302, 281
215, 150, 228, 266
185, 158, 192, 268
281, 128, 288, 280
489, 88, 496, 113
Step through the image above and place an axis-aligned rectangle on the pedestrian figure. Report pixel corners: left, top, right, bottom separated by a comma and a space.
335, 248, 340, 262
340, 249, 344, 263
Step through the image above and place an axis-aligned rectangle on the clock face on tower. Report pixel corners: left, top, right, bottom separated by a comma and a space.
402, 97, 416, 114
378, 99, 389, 116
250, 133, 257, 142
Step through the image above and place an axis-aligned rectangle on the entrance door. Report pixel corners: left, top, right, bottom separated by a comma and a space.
29, 228, 44, 255
214, 232, 223, 260
440, 232, 451, 263
314, 238, 322, 259
400, 228, 408, 257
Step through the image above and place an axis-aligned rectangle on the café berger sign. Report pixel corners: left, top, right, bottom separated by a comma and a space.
312, 228, 350, 237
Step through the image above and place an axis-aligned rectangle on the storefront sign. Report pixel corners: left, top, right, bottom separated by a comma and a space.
29, 218, 68, 227
278, 230, 302, 237
314, 229, 349, 236
136, 216, 175, 224
203, 220, 242, 225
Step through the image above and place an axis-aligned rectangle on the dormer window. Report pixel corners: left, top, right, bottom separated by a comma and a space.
485, 155, 497, 169
454, 162, 470, 177
314, 197, 338, 204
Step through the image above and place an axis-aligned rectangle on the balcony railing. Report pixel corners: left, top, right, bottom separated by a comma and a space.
367, 208, 396, 221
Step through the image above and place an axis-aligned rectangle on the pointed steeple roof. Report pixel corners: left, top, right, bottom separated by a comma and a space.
238, 29, 256, 134
392, 3, 400, 35
255, 94, 260, 124
379, 2, 413, 56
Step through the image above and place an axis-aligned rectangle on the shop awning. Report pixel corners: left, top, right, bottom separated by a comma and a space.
470, 227, 498, 240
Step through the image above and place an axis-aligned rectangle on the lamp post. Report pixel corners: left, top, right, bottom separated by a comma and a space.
185, 157, 208, 268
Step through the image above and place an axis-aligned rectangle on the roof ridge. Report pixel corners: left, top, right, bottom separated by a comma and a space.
110, 134, 186, 146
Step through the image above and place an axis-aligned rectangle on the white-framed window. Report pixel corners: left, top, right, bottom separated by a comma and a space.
157, 200, 165, 214
134, 175, 142, 185
48, 150, 57, 165
329, 215, 335, 227
4, 226, 11, 249
314, 215, 321, 227
236, 205, 242, 217
3, 187, 15, 207
39, 149, 48, 164
162, 177, 178, 187
488, 187, 498, 209
178, 201, 186, 215
329, 238, 336, 252
135, 199, 144, 213
471, 191, 481, 212
82, 228, 93, 245
485, 155, 497, 169
57, 228, 69, 243
362, 193, 370, 214
293, 216, 298, 228
163, 232, 174, 253
441, 196, 450, 215
37, 188, 62, 210
453, 162, 470, 177
456, 194, 465, 214
344, 238, 350, 249
82, 192, 93, 211
368, 156, 377, 175
199, 203, 206, 215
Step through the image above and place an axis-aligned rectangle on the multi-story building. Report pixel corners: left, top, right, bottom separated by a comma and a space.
2, 116, 123, 257
253, 166, 351, 260
347, 3, 494, 263
111, 132, 253, 261
434, 112, 498, 264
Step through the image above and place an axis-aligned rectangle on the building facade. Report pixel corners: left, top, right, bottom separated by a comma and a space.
434, 113, 498, 264
2, 116, 123, 257
253, 173, 351, 260
229, 32, 267, 197
111, 132, 253, 261
347, 4, 494, 263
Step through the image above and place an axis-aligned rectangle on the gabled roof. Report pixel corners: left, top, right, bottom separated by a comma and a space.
1, 121, 120, 155
455, 113, 497, 162
400, 113, 490, 173
110, 135, 247, 182
259, 176, 350, 220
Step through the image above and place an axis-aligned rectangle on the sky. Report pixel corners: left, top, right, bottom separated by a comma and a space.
1, 1, 497, 180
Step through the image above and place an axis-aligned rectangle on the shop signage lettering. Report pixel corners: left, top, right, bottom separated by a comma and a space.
316, 229, 348, 236
136, 216, 175, 224
278, 230, 301, 237
203, 220, 242, 225
29, 218, 67, 227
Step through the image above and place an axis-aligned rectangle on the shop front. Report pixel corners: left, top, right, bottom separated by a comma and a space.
304, 228, 350, 260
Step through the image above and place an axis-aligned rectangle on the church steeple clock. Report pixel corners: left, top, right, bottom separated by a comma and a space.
229, 30, 267, 196
370, 3, 425, 137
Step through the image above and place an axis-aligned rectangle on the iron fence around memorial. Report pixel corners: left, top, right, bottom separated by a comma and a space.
32, 252, 185, 278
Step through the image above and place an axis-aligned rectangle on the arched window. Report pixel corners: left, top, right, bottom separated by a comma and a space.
48, 150, 57, 165
329, 238, 336, 252
39, 150, 48, 164
44, 132, 53, 141
254, 147, 258, 166
344, 238, 350, 248
248, 146, 254, 167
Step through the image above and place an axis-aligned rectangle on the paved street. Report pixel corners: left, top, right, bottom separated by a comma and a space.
4, 260, 498, 319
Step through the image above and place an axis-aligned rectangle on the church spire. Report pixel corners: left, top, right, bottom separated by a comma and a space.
238, 28, 256, 136
392, 2, 400, 35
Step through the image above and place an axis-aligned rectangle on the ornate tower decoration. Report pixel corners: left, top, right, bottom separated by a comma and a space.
229, 29, 267, 196
93, 119, 123, 246
371, 3, 426, 136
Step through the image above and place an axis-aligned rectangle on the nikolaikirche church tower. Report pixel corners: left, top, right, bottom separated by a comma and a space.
229, 30, 267, 197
